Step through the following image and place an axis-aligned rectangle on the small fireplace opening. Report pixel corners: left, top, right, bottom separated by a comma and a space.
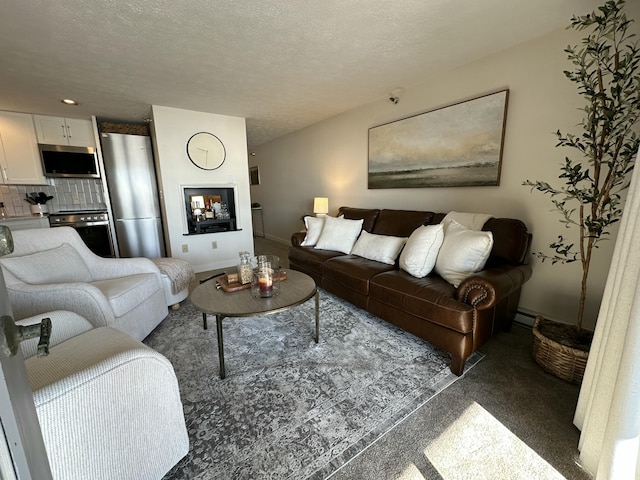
183, 186, 238, 235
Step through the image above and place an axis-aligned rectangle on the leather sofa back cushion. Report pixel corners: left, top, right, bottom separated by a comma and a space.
372, 210, 435, 237
431, 213, 530, 266
331, 207, 530, 265
1, 243, 93, 284
337, 207, 380, 232
483, 218, 531, 265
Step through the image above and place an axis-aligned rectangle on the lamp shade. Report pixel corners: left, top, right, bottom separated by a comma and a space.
313, 197, 329, 215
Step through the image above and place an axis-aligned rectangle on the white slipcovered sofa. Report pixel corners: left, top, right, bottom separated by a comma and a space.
18, 310, 189, 480
0, 227, 168, 341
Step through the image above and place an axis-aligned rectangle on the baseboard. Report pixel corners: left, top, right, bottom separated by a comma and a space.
261, 233, 290, 245
514, 308, 567, 328
514, 312, 535, 328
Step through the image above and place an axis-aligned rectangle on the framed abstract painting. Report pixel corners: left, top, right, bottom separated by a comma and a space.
368, 89, 509, 188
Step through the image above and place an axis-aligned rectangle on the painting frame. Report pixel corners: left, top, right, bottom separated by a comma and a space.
249, 166, 260, 185
368, 89, 509, 189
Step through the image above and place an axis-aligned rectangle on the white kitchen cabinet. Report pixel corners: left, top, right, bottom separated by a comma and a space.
0, 111, 46, 185
32, 115, 96, 147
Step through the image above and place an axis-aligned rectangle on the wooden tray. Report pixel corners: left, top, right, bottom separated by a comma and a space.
216, 271, 288, 293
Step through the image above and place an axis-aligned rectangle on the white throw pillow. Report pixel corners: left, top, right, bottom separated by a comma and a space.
300, 216, 325, 247
435, 220, 494, 287
314, 216, 364, 254
1, 243, 92, 284
351, 230, 407, 265
441, 211, 493, 232
399, 224, 445, 278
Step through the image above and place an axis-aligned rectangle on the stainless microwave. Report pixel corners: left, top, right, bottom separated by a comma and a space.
39, 144, 100, 178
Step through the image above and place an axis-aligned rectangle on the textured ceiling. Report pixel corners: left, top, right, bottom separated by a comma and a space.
0, 0, 602, 149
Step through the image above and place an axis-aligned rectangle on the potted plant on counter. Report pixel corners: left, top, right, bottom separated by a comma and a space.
24, 191, 53, 217
524, 0, 640, 384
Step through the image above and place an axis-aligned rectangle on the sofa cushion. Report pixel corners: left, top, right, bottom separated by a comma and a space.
1, 243, 92, 284
91, 273, 161, 317
323, 255, 396, 295
435, 220, 494, 287
372, 209, 435, 237
351, 230, 407, 265
399, 224, 445, 278
315, 216, 364, 254
369, 270, 474, 334
300, 216, 326, 247
483, 218, 532, 266
288, 246, 343, 277
337, 207, 380, 232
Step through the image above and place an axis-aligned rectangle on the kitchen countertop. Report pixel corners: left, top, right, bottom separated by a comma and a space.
0, 215, 44, 221
0, 215, 50, 231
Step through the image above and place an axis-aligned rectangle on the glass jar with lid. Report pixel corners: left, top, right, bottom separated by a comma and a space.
237, 251, 253, 285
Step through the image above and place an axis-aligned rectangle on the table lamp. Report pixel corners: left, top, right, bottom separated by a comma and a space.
313, 197, 329, 216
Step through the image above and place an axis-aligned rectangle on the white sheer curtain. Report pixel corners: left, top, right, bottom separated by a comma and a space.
574, 147, 640, 479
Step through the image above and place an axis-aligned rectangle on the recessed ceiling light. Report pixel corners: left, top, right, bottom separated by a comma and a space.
61, 98, 78, 105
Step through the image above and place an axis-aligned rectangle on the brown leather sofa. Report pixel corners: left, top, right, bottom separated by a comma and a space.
289, 206, 533, 375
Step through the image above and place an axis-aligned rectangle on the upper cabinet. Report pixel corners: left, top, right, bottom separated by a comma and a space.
33, 115, 96, 147
0, 111, 46, 185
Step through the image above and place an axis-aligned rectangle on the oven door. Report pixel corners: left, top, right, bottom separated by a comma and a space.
71, 224, 114, 258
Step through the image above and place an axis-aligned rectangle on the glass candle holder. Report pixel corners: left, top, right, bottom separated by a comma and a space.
254, 266, 274, 297
251, 255, 280, 298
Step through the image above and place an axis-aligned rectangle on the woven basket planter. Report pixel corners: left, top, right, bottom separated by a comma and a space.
532, 316, 590, 385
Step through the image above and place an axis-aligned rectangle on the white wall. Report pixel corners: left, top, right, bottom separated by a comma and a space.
151, 105, 254, 273
250, 11, 640, 330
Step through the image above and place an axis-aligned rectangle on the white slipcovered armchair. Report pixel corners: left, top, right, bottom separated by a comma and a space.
18, 310, 189, 479
0, 226, 168, 340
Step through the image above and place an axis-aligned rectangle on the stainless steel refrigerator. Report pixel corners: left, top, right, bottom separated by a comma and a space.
100, 133, 166, 258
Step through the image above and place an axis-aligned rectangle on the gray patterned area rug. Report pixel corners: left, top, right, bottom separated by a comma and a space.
145, 289, 483, 480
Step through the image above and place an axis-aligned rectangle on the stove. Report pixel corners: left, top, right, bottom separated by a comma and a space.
49, 210, 109, 227
55, 209, 107, 214
48, 210, 114, 257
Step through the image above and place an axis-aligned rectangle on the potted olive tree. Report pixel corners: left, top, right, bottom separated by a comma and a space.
524, 0, 640, 383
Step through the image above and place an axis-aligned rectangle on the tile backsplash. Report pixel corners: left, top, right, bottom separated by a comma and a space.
0, 178, 106, 216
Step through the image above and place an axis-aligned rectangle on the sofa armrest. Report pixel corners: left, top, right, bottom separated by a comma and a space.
291, 231, 306, 246
456, 277, 497, 310
455, 264, 533, 308
8, 282, 114, 327
26, 327, 188, 480
16, 311, 94, 359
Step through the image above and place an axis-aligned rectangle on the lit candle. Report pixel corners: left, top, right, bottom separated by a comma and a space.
258, 270, 273, 297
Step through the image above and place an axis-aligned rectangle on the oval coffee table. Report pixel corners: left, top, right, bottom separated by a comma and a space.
190, 269, 319, 379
